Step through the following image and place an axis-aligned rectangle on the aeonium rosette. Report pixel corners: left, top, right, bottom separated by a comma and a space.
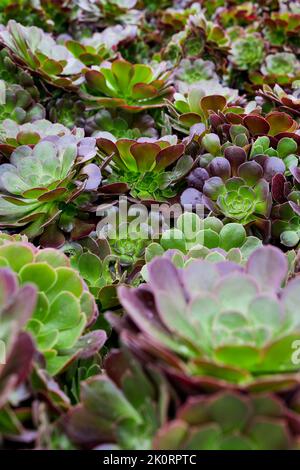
0, 20, 85, 90
0, 233, 106, 376
81, 58, 174, 111
97, 133, 193, 201
0, 133, 101, 242
112, 245, 300, 392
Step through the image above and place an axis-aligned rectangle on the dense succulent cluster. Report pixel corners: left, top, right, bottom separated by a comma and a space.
0, 0, 300, 452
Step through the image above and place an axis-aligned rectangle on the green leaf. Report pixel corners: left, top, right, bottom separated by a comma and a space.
82, 377, 142, 424
19, 262, 57, 292
219, 223, 246, 250
214, 345, 261, 369
46, 291, 81, 331
161, 229, 186, 252
47, 267, 83, 301
277, 137, 297, 158
0, 244, 34, 272
208, 393, 249, 432
78, 252, 102, 284
248, 419, 290, 450
56, 314, 86, 349
145, 243, 165, 263
36, 329, 59, 351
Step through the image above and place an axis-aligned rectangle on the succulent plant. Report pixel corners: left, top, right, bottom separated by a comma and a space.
202, 174, 270, 225
75, 0, 140, 26
262, 53, 300, 79
0, 81, 45, 124
263, 11, 300, 48
231, 34, 265, 71
0, 0, 74, 34
0, 134, 100, 240
62, 349, 170, 449
250, 136, 299, 174
174, 58, 218, 94
259, 84, 300, 118
85, 109, 158, 139
66, 25, 137, 67
115, 245, 300, 391
145, 213, 262, 267
0, 236, 105, 375
271, 173, 300, 248
97, 207, 154, 266
81, 59, 174, 111
0, 267, 36, 407
170, 85, 242, 133
250, 53, 300, 87
97, 134, 192, 200
217, 2, 258, 28
0, 21, 84, 90
154, 392, 300, 450
209, 109, 299, 150
0, 119, 85, 156
182, 145, 275, 226
47, 95, 86, 129
1, 0, 300, 452
272, 201, 300, 248
68, 228, 144, 310
0, 48, 40, 100
64, 348, 300, 449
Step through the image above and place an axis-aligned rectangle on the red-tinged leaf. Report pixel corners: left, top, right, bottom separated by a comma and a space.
18, 212, 46, 223
200, 95, 227, 117
275, 132, 300, 146
96, 138, 117, 156
80, 53, 101, 66
272, 174, 286, 203
0, 332, 35, 407
224, 146, 247, 175
115, 139, 137, 171
120, 104, 144, 112
179, 113, 202, 127
17, 131, 40, 145
3, 195, 32, 206
0, 144, 14, 157
155, 144, 185, 172
266, 112, 294, 136
153, 420, 188, 450
131, 83, 157, 100
244, 115, 270, 136
90, 97, 126, 108
85, 70, 111, 95
112, 59, 133, 92
130, 142, 160, 172
41, 58, 63, 76
75, 331, 107, 360
51, 77, 75, 89
22, 188, 49, 199
39, 224, 65, 248
99, 182, 129, 194
225, 113, 244, 124
70, 220, 95, 241
238, 161, 263, 185
38, 187, 66, 202
65, 40, 85, 57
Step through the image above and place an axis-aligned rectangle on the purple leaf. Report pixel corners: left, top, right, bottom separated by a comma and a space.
246, 246, 288, 292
